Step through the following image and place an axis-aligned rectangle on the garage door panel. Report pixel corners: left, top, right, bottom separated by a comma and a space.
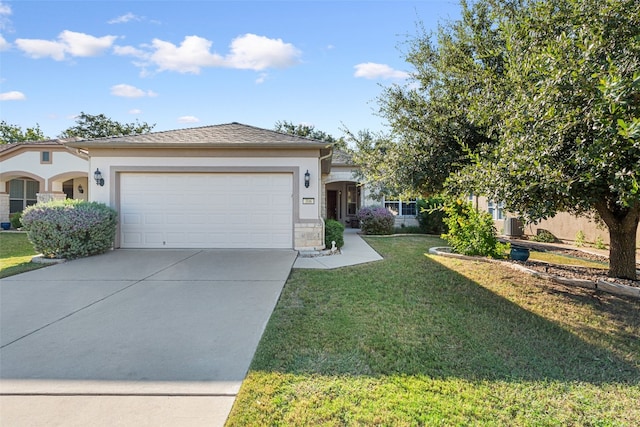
120, 173, 293, 248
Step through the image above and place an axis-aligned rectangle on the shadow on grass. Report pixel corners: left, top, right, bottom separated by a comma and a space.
251, 236, 640, 385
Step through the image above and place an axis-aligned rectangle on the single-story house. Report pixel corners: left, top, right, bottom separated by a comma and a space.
56, 122, 379, 250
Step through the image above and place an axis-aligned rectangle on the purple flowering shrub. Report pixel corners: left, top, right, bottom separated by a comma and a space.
21, 199, 117, 259
356, 206, 395, 235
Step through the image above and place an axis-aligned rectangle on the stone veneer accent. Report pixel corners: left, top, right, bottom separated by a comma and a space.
0, 194, 9, 222
294, 221, 324, 250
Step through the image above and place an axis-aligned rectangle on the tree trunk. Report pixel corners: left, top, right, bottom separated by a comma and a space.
595, 201, 639, 280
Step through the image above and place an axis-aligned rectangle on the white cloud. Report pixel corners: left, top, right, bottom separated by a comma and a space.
108, 12, 141, 24
354, 62, 409, 80
149, 35, 224, 74
113, 45, 147, 57
0, 2, 11, 32
128, 109, 142, 114
15, 30, 117, 60
255, 73, 268, 84
116, 33, 301, 74
0, 34, 9, 51
0, 2, 11, 15
110, 83, 157, 98
0, 90, 26, 101
177, 116, 199, 124
225, 33, 301, 70
59, 30, 117, 57
15, 38, 65, 60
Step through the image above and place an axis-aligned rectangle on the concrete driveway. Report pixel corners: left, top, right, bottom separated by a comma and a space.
0, 248, 297, 426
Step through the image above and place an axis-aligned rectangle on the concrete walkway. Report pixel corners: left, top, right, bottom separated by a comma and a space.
293, 228, 383, 269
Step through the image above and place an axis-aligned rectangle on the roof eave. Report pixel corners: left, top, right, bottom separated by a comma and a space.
65, 142, 331, 150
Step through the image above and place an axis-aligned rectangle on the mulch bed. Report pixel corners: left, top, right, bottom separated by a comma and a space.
510, 247, 639, 290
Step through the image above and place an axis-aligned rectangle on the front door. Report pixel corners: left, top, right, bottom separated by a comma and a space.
327, 190, 338, 220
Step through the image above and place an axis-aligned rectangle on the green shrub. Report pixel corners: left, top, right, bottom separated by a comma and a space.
575, 230, 585, 247
325, 219, 345, 249
357, 206, 395, 235
417, 196, 448, 234
21, 199, 117, 259
595, 235, 606, 250
9, 211, 22, 229
441, 199, 507, 258
532, 229, 556, 243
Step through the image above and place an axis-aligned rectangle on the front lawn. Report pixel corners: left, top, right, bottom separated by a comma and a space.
0, 232, 46, 278
227, 235, 640, 426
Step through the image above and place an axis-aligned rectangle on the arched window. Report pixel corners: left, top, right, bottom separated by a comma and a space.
9, 179, 39, 213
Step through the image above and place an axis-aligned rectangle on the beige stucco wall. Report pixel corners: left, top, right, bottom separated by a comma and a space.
0, 150, 88, 191
524, 212, 640, 247
471, 196, 640, 247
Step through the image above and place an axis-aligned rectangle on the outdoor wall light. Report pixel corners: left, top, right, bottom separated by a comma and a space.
94, 168, 104, 186
304, 170, 311, 188
77, 184, 84, 194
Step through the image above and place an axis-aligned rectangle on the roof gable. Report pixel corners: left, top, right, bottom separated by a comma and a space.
0, 138, 87, 160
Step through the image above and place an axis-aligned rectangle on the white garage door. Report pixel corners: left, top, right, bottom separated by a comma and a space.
120, 173, 293, 248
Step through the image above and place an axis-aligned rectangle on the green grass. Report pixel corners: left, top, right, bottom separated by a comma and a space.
0, 232, 46, 278
227, 235, 640, 426
529, 250, 609, 269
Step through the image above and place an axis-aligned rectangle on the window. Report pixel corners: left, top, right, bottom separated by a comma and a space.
41, 151, 51, 164
487, 200, 505, 220
384, 198, 417, 217
385, 201, 399, 215
347, 185, 359, 216
9, 179, 39, 213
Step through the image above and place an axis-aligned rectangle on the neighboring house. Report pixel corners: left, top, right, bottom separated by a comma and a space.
0, 139, 89, 223
470, 195, 640, 247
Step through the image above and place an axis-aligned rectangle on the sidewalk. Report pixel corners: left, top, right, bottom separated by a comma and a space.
293, 228, 383, 269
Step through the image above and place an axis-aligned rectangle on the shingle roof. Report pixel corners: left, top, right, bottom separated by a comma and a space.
331, 148, 355, 166
0, 138, 82, 154
65, 122, 332, 149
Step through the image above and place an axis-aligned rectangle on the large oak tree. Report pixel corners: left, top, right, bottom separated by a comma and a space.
374, 0, 639, 279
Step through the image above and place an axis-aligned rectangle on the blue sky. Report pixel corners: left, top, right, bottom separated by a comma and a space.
0, 1, 461, 139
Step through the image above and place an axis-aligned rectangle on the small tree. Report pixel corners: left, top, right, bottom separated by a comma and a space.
441, 199, 506, 259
